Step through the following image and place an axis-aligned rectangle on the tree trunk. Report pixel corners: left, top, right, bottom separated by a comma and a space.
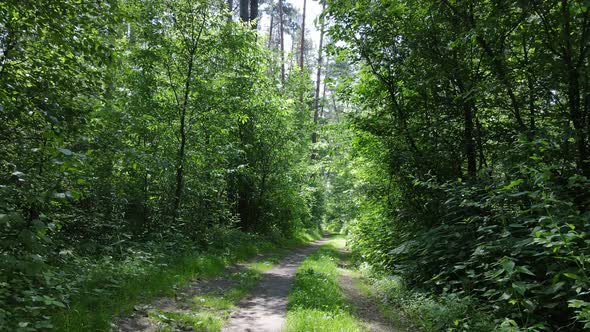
250, 0, 258, 29
173, 113, 186, 216
562, 0, 588, 176
173, 51, 195, 217
171, 13, 206, 219
290, 29, 296, 68
279, 0, 285, 83
454, 76, 477, 179
268, 1, 274, 48
521, 34, 536, 134
331, 90, 339, 121
320, 64, 327, 119
299, 0, 307, 69
227, 0, 233, 21
240, 0, 249, 22
312, 2, 326, 144
475, 115, 487, 171
463, 102, 477, 179
565, 44, 590, 176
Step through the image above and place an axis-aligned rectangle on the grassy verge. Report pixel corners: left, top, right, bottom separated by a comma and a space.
285, 238, 366, 332
53, 230, 320, 331
354, 262, 497, 332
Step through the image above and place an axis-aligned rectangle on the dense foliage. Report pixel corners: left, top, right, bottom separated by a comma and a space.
4, 0, 590, 330
324, 0, 590, 330
1, 0, 322, 329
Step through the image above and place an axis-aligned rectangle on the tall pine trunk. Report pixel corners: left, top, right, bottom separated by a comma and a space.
227, 0, 233, 21
299, 0, 307, 69
268, 1, 274, 48
312, 2, 326, 144
279, 0, 285, 83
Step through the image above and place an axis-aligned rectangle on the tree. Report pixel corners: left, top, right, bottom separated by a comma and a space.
0, 0, 322, 328
228, 0, 234, 20
267, 0, 275, 47
279, 0, 285, 82
312, 1, 326, 144
250, 0, 259, 28
240, 0, 249, 22
299, 0, 307, 69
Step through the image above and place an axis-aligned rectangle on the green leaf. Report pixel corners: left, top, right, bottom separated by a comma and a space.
563, 273, 581, 280
502, 179, 523, 190
569, 300, 590, 308
516, 266, 536, 276
501, 259, 515, 274
58, 148, 73, 156
512, 282, 528, 296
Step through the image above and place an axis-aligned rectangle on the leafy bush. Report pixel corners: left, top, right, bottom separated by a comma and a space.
362, 269, 495, 332
348, 138, 590, 330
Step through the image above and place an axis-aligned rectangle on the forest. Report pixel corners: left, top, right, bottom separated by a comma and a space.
1, 0, 589, 331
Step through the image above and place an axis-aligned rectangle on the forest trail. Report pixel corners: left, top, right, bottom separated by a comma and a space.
334, 243, 403, 332
113, 236, 406, 332
221, 237, 329, 332
339, 267, 402, 332
114, 238, 329, 332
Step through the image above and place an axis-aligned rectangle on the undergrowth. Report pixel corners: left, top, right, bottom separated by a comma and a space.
355, 262, 519, 332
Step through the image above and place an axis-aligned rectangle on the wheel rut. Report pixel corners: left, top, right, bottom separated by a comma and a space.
221, 238, 328, 332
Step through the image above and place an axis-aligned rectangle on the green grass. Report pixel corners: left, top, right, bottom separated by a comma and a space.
286, 309, 365, 332
193, 293, 234, 311
53, 231, 321, 331
285, 239, 366, 332
149, 311, 224, 332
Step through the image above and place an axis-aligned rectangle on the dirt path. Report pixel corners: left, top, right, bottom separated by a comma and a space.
339, 270, 402, 332
221, 238, 328, 332
335, 245, 403, 332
